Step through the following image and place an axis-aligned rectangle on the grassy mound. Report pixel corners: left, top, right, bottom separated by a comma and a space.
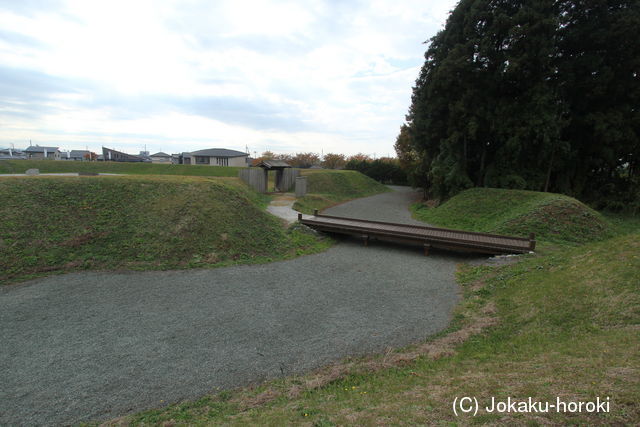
294, 170, 389, 213
0, 176, 330, 285
413, 187, 611, 243
0, 159, 243, 177
126, 230, 640, 425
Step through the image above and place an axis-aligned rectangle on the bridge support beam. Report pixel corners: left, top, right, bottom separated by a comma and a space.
424, 243, 431, 256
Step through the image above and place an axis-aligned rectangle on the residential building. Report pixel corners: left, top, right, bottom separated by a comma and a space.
25, 145, 61, 160
180, 148, 249, 167
0, 148, 26, 160
65, 150, 92, 161
102, 147, 145, 162
150, 152, 172, 164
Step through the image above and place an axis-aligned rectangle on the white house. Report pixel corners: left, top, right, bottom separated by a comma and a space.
150, 152, 172, 164
182, 148, 249, 167
65, 150, 91, 161
25, 145, 61, 160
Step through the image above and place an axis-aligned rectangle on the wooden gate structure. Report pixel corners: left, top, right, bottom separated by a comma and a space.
239, 161, 299, 193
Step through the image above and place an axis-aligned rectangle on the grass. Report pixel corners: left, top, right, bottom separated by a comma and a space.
0, 175, 331, 285
115, 225, 640, 426
412, 187, 612, 244
293, 170, 390, 214
0, 159, 243, 177
110, 187, 639, 426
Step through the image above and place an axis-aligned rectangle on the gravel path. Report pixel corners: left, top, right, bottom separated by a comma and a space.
0, 186, 468, 425
323, 185, 425, 224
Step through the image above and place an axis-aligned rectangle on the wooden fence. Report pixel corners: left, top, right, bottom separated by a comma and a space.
239, 168, 267, 193
239, 168, 300, 193
279, 169, 299, 192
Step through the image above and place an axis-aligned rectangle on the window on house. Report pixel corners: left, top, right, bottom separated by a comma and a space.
216, 157, 228, 166
195, 156, 209, 164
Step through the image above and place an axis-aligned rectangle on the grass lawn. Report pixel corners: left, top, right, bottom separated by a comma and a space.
412, 187, 612, 245
293, 170, 390, 214
116, 188, 639, 426
0, 175, 331, 285
0, 159, 243, 177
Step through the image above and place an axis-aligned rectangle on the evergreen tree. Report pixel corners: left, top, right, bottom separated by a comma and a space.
403, 0, 639, 209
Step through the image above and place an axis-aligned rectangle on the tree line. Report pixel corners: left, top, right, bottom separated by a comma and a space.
396, 0, 639, 211
252, 151, 408, 185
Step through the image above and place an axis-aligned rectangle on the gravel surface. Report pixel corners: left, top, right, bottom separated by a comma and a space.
323, 185, 425, 224
0, 186, 470, 425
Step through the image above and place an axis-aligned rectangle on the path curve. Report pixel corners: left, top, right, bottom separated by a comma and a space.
0, 186, 471, 425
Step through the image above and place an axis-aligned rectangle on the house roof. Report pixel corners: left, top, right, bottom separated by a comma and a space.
0, 150, 26, 159
150, 152, 171, 157
257, 159, 292, 169
26, 145, 59, 152
69, 150, 90, 157
102, 147, 145, 162
188, 148, 248, 158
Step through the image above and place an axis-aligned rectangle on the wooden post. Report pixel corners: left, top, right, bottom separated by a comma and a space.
423, 243, 431, 256
295, 175, 307, 197
275, 169, 283, 192
263, 168, 268, 193
313, 209, 319, 216
298, 213, 302, 221
362, 235, 369, 247
528, 233, 536, 251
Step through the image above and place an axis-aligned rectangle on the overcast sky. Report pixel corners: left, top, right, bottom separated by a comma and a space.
0, 0, 456, 157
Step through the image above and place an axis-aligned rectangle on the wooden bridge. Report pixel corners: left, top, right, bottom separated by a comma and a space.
298, 211, 535, 255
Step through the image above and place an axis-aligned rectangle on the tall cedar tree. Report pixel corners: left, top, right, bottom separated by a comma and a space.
401, 0, 639, 209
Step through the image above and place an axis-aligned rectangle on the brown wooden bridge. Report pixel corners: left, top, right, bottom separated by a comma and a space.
299, 210, 535, 255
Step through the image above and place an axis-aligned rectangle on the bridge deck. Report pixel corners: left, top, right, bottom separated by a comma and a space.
299, 212, 535, 255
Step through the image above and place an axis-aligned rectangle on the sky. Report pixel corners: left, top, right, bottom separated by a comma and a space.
0, 0, 457, 157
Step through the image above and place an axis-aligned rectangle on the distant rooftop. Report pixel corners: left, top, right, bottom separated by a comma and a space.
150, 152, 171, 157
188, 148, 248, 158
258, 159, 292, 169
26, 145, 59, 152
69, 150, 90, 157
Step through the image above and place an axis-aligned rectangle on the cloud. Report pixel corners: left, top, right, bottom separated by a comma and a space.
0, 66, 81, 100
0, 0, 66, 17
0, 29, 46, 48
0, 0, 456, 154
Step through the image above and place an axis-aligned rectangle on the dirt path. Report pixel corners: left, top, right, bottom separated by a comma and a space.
266, 193, 298, 224
0, 186, 473, 425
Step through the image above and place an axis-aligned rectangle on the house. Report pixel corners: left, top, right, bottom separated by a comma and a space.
64, 150, 92, 161
181, 148, 249, 167
25, 145, 61, 160
150, 152, 172, 164
102, 147, 145, 162
0, 148, 26, 160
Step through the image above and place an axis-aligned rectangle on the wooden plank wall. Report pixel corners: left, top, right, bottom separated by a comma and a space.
280, 169, 299, 192
239, 168, 267, 193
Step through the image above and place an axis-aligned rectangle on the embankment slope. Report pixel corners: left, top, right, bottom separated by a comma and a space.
0, 175, 328, 285
413, 187, 611, 244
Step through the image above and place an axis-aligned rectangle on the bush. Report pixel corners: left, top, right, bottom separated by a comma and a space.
344, 158, 408, 185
